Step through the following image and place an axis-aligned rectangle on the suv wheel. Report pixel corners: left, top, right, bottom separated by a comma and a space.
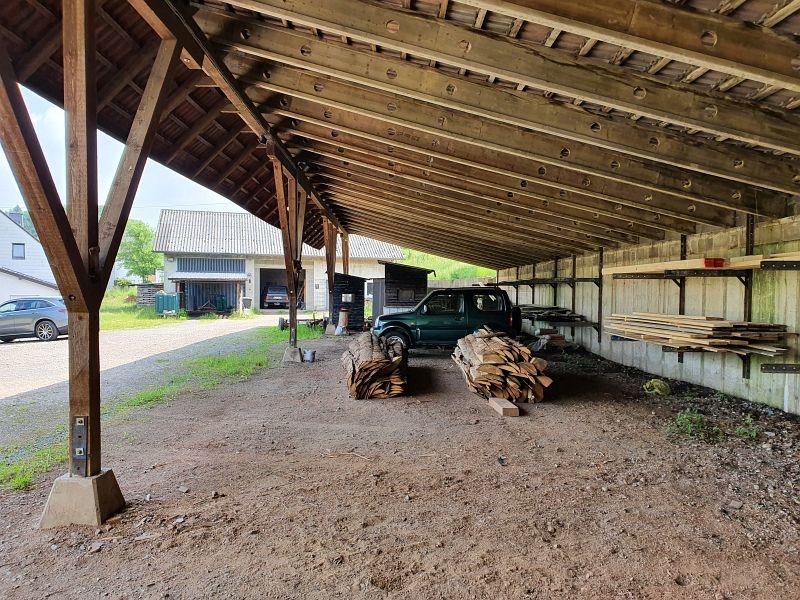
381, 330, 409, 348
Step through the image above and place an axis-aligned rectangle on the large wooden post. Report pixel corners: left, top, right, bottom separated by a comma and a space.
323, 218, 337, 316
0, 1, 180, 525
342, 232, 350, 275
270, 153, 306, 350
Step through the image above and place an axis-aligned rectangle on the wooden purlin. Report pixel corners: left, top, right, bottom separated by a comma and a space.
213, 0, 800, 155
201, 11, 798, 203
454, 0, 800, 93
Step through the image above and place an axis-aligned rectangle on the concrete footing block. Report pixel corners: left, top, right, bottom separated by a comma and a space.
325, 323, 336, 335
282, 347, 303, 363
39, 469, 125, 528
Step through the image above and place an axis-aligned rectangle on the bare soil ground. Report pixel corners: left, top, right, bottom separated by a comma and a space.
0, 335, 798, 599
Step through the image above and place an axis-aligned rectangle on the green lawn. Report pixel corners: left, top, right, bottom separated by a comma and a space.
100, 287, 186, 331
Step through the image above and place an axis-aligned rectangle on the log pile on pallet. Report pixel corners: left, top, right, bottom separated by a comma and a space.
605, 313, 788, 356
341, 332, 407, 399
452, 328, 552, 404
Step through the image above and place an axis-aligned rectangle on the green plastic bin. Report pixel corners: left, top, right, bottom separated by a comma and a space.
155, 292, 179, 315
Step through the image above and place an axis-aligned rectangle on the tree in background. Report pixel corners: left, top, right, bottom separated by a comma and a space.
8, 205, 38, 239
118, 219, 162, 281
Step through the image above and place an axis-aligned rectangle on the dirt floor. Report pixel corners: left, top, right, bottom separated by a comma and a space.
1, 334, 798, 599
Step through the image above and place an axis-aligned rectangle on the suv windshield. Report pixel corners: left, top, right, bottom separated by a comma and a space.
267, 286, 288, 295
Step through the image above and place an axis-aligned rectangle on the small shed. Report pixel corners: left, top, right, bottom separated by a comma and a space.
372, 262, 434, 318
333, 273, 366, 331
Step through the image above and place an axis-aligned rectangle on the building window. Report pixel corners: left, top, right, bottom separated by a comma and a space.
11, 243, 24, 260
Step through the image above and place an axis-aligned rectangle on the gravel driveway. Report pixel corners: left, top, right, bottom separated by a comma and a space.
0, 315, 279, 450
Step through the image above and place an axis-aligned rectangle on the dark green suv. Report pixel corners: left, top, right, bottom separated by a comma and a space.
371, 287, 520, 348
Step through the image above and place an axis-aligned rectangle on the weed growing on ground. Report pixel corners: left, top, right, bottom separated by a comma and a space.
0, 440, 69, 490
666, 408, 723, 443
734, 415, 761, 440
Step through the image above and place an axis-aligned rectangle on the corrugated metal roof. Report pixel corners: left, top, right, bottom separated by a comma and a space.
168, 272, 248, 282
154, 210, 404, 260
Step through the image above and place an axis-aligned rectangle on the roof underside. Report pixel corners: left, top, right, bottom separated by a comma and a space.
1, 0, 800, 269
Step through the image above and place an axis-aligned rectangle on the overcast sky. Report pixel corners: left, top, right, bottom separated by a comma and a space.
0, 87, 245, 228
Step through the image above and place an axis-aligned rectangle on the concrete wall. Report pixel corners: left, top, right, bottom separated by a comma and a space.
499, 215, 800, 415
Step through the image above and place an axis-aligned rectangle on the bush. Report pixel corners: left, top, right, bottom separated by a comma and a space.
666, 408, 722, 443
114, 277, 134, 288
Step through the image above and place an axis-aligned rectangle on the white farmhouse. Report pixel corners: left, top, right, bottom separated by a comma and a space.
0, 211, 58, 301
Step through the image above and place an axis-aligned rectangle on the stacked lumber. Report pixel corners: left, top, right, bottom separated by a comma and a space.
518, 305, 586, 322
452, 328, 552, 402
535, 328, 567, 348
604, 251, 800, 275
729, 251, 800, 269
603, 258, 725, 275
605, 313, 788, 356
341, 332, 407, 399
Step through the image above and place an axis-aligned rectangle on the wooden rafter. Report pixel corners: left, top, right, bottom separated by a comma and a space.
202, 15, 800, 195
214, 0, 800, 154
454, 0, 800, 94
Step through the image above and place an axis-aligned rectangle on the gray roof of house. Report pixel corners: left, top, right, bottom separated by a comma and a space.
154, 210, 404, 260
0, 266, 59, 289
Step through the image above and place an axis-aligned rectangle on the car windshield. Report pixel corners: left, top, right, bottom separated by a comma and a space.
267, 287, 288, 295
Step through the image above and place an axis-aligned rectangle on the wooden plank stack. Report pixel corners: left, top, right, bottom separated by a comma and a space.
341, 332, 407, 399
605, 313, 788, 356
452, 328, 552, 402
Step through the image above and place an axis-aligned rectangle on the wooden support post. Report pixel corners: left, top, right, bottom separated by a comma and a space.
0, 1, 179, 525
342, 232, 350, 275
63, 0, 102, 477
270, 151, 306, 349
323, 218, 337, 316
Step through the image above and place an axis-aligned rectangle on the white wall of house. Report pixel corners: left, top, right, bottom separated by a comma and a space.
0, 271, 59, 301
0, 213, 55, 285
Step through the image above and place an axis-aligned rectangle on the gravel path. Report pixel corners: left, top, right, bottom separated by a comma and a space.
0, 316, 279, 449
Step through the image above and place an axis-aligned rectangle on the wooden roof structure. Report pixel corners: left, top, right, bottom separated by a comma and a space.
2, 0, 800, 270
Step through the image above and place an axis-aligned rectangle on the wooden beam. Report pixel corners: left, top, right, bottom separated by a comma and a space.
266, 109, 724, 230
312, 165, 629, 248
0, 44, 88, 310
336, 210, 544, 267
165, 98, 230, 163
309, 159, 654, 243
63, 0, 100, 477
129, 0, 343, 233
342, 232, 349, 275
99, 38, 182, 289
206, 18, 800, 196
215, 0, 800, 155
63, 0, 98, 286
97, 42, 159, 110
291, 135, 663, 240
323, 218, 336, 315
455, 0, 800, 94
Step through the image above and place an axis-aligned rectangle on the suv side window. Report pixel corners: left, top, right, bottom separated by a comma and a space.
471, 292, 504, 313
0, 302, 17, 313
424, 293, 464, 315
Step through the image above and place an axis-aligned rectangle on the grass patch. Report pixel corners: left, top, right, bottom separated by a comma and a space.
666, 408, 723, 443
100, 287, 187, 331
735, 415, 760, 440
1, 325, 324, 490
0, 440, 69, 491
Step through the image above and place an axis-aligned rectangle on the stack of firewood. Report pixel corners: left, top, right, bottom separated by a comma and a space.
452, 328, 552, 402
341, 332, 407, 399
